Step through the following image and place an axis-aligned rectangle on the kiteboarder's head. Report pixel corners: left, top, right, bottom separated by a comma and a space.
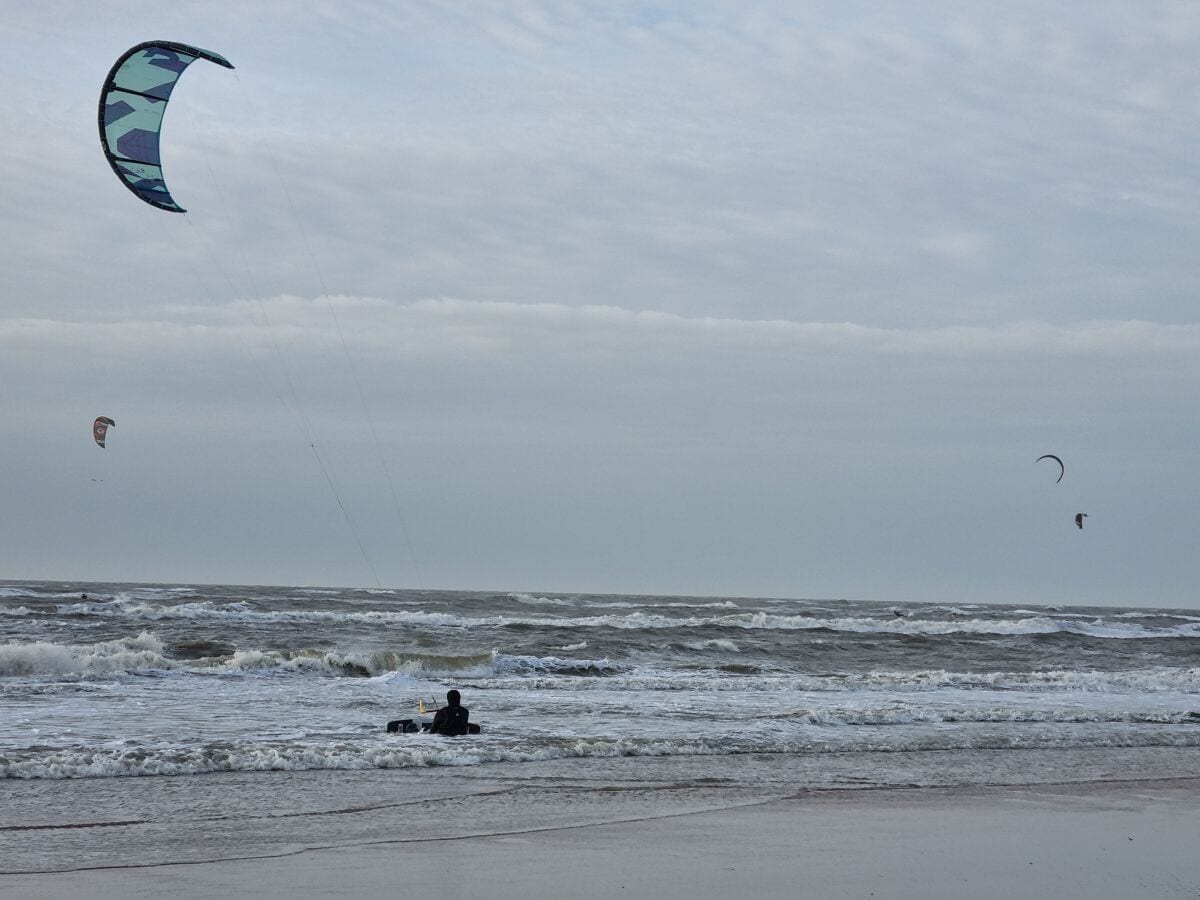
446, 689, 461, 707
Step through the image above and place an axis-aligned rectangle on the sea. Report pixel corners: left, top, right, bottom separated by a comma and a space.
3, 580, 1199, 872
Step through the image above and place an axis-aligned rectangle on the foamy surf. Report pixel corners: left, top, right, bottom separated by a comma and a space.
40, 597, 1200, 640
3, 581, 1199, 781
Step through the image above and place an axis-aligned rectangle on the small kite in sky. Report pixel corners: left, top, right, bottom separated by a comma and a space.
93, 416, 115, 448
1037, 454, 1064, 483
1075, 513, 1088, 529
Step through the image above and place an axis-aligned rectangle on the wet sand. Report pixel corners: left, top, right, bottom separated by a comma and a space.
3, 777, 1197, 899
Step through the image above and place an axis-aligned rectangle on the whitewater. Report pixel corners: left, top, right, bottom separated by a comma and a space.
2, 581, 1199, 782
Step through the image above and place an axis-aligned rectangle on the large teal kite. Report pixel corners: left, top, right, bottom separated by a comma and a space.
98, 41, 234, 213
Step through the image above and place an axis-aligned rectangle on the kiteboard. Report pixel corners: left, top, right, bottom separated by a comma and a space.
386, 718, 481, 735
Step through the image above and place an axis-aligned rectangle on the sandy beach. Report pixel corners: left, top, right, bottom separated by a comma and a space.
4, 770, 1197, 899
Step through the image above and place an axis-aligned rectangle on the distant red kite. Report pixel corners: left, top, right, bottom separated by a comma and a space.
93, 416, 115, 448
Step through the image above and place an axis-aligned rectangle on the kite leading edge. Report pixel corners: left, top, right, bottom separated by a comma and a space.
1036, 454, 1064, 483
98, 41, 234, 213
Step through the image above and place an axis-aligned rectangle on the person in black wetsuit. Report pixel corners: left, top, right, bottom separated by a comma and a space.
428, 689, 469, 736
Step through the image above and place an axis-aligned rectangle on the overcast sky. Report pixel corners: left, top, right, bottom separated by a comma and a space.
3, 2, 1199, 606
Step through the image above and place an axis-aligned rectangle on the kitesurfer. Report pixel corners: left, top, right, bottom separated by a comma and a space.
426, 689, 470, 736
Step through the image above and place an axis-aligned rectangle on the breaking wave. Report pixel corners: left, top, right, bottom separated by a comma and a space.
0, 633, 171, 676
462, 666, 1200, 694
5, 726, 1200, 779
36, 596, 1200, 640
682, 639, 741, 652
0, 634, 616, 680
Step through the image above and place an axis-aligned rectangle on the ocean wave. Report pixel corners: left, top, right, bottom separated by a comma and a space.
210, 648, 478, 678
7, 626, 1198, 696
726, 613, 1200, 640
509, 593, 577, 607
916, 606, 973, 616
766, 706, 1200, 727
848, 667, 1200, 693
52, 599, 477, 628
1111, 610, 1200, 622
0, 737, 724, 779
461, 666, 1200, 695
507, 594, 737, 611
682, 639, 741, 652
0, 635, 616, 681
5, 726, 1200, 779
43, 597, 1200, 640
495, 654, 618, 677
0, 633, 171, 676
663, 601, 741, 609
1, 587, 112, 602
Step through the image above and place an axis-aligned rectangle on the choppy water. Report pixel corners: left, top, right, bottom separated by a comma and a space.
3, 581, 1199, 781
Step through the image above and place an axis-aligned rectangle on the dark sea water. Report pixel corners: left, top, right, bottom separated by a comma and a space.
3, 581, 1199, 781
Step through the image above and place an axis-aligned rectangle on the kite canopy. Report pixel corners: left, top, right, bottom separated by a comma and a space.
93, 416, 115, 448
1036, 454, 1064, 483
98, 41, 234, 213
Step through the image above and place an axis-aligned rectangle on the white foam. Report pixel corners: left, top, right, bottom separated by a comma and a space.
6, 720, 1200, 780
510, 593, 577, 607
48, 597, 1200, 640
1112, 610, 1200, 621
460, 666, 1200, 695
0, 632, 169, 676
0, 738, 711, 779
0, 636, 627, 681
683, 639, 741, 652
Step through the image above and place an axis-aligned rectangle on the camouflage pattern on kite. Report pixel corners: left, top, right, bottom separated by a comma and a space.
93, 416, 115, 448
98, 41, 234, 212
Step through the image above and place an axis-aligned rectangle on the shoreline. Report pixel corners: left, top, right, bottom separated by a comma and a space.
3, 773, 1198, 898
